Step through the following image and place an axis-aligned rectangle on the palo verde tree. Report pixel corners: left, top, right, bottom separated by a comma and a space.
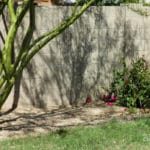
0, 0, 95, 110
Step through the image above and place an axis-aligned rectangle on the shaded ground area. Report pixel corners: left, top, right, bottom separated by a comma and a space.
0, 102, 150, 140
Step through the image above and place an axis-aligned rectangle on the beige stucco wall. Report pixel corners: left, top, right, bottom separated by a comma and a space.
0, 5, 150, 110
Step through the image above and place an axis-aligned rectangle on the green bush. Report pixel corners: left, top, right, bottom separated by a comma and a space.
123, 0, 140, 3
78, 0, 141, 6
78, 0, 123, 6
111, 58, 150, 108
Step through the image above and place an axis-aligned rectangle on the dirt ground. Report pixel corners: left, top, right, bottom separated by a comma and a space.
0, 103, 150, 140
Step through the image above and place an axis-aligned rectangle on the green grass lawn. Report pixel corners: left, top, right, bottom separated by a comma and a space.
0, 118, 150, 150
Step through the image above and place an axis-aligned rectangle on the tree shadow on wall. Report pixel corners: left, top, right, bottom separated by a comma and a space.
0, 6, 143, 111
55, 7, 140, 105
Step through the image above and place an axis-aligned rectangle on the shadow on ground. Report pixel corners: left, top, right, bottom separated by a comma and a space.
0, 104, 150, 140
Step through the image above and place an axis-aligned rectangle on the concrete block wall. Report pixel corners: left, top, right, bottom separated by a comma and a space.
1, 5, 150, 109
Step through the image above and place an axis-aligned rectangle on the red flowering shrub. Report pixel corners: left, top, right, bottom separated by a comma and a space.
111, 58, 150, 108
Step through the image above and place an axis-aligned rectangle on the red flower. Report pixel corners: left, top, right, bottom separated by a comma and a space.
110, 93, 118, 102
103, 95, 108, 101
123, 107, 127, 111
86, 97, 92, 104
106, 102, 113, 107
110, 95, 117, 102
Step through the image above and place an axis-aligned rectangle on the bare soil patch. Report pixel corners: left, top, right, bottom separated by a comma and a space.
0, 103, 150, 140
